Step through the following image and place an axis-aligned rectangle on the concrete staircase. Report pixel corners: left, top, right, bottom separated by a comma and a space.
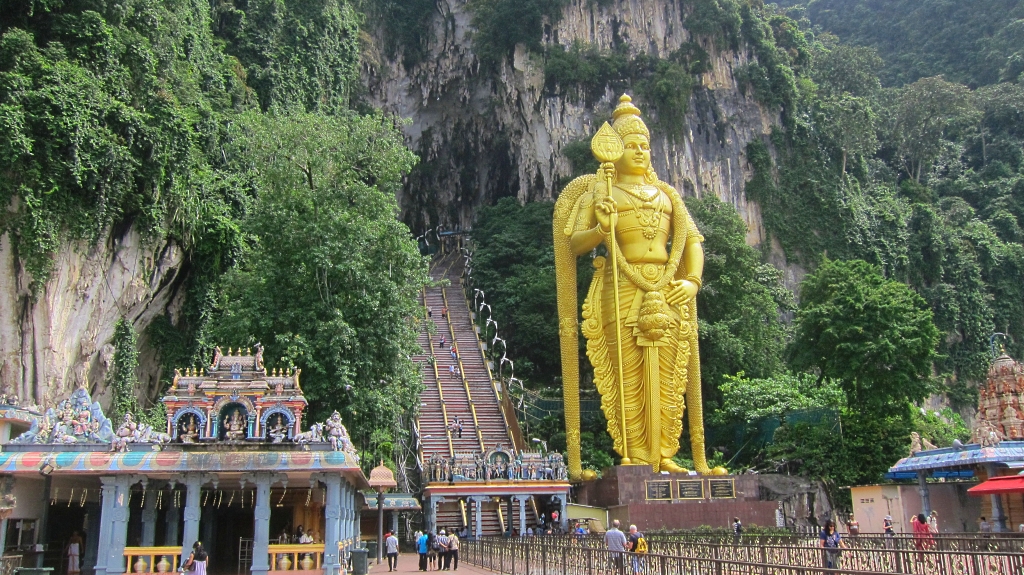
416, 252, 514, 461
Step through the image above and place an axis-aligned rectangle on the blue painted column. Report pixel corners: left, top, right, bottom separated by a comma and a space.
83, 502, 102, 573
181, 474, 202, 560
250, 473, 273, 575
319, 474, 342, 575
141, 483, 157, 547
163, 483, 180, 546
104, 476, 132, 575
93, 478, 117, 575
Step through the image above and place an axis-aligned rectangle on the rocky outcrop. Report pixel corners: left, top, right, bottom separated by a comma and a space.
0, 227, 188, 409
362, 0, 778, 246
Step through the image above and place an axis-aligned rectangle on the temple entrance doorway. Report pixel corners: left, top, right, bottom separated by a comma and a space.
207, 505, 252, 574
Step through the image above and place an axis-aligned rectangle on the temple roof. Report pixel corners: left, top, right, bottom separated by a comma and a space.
888, 441, 1024, 473
165, 345, 306, 404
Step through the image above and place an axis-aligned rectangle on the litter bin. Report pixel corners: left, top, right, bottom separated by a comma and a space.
365, 541, 377, 561
350, 548, 368, 575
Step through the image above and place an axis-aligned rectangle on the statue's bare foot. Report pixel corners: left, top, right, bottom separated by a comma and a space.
660, 459, 689, 473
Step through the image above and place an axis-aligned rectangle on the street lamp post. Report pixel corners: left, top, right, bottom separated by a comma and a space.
368, 462, 397, 565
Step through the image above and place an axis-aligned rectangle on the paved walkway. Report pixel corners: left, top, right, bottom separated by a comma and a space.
367, 553, 496, 574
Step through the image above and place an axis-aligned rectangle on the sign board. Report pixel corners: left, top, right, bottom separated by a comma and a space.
676, 480, 705, 500
645, 480, 672, 500
709, 478, 736, 499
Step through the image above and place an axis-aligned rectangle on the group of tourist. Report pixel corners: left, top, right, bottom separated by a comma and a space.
603, 520, 648, 574
413, 528, 462, 571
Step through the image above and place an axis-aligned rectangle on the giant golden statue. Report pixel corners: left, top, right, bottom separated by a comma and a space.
554, 95, 714, 478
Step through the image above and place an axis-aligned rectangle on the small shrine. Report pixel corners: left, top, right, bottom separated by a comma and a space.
884, 349, 1024, 532
162, 345, 308, 444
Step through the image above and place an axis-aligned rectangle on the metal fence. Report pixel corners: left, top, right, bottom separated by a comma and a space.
0, 555, 20, 575
461, 537, 1024, 575
531, 532, 1024, 553
462, 538, 894, 575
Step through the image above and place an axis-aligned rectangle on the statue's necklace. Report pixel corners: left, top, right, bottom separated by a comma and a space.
617, 184, 663, 240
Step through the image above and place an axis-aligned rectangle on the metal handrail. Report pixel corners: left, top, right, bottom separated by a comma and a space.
441, 285, 487, 452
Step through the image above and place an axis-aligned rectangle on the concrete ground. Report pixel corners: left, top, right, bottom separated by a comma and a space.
367, 553, 495, 574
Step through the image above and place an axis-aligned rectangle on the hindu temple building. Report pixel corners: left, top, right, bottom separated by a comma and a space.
870, 350, 1024, 532
0, 347, 367, 575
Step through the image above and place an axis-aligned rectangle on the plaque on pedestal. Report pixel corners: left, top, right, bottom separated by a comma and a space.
709, 478, 736, 499
645, 480, 672, 500
676, 480, 705, 500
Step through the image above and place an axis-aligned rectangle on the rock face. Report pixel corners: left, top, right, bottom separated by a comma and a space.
362, 0, 778, 246
0, 227, 188, 409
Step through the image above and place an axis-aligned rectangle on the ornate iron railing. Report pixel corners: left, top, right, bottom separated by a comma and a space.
462, 537, 1024, 575
534, 531, 1024, 553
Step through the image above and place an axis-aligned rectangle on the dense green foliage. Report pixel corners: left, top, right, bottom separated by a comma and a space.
207, 112, 428, 440
1, 0, 427, 470
468, 0, 567, 67
109, 318, 141, 424
789, 259, 940, 411
783, 0, 1024, 87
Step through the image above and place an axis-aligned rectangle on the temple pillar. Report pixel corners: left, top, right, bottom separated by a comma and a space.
181, 474, 203, 560
249, 473, 273, 575
319, 474, 341, 575
515, 496, 527, 536
916, 471, 932, 517
94, 478, 117, 575
141, 483, 158, 547
104, 476, 133, 575
163, 483, 180, 547
391, 511, 398, 538
83, 502, 102, 574
468, 497, 485, 540
988, 465, 1007, 532
551, 494, 567, 533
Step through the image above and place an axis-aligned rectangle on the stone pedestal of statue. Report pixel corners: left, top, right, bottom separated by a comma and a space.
575, 465, 779, 530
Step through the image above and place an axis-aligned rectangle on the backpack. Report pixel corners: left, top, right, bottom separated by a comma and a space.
429, 533, 439, 551
634, 536, 648, 554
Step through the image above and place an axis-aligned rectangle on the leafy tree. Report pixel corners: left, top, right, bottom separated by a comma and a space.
820, 93, 879, 176
214, 0, 361, 112
687, 196, 791, 405
207, 110, 428, 463
715, 371, 844, 423
789, 259, 940, 411
885, 77, 980, 183
792, 0, 1024, 87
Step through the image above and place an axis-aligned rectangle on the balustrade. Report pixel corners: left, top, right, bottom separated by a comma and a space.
124, 547, 182, 574
268, 544, 323, 573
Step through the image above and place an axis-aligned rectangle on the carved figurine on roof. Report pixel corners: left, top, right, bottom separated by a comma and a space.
162, 345, 307, 443
974, 345, 1024, 442
12, 386, 115, 444
294, 411, 359, 461
111, 413, 172, 452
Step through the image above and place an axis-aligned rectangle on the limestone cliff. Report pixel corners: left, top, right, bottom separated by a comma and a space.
0, 227, 187, 409
362, 0, 778, 247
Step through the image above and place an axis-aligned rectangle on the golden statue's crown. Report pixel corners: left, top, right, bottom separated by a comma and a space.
612, 94, 650, 139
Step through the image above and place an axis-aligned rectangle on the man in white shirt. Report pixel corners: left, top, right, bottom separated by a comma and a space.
437, 529, 451, 571
385, 531, 400, 571
604, 520, 628, 574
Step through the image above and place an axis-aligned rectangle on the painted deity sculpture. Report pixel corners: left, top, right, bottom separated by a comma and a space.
555, 95, 719, 477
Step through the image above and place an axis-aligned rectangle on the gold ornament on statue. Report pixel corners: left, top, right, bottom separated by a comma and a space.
554, 94, 724, 477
